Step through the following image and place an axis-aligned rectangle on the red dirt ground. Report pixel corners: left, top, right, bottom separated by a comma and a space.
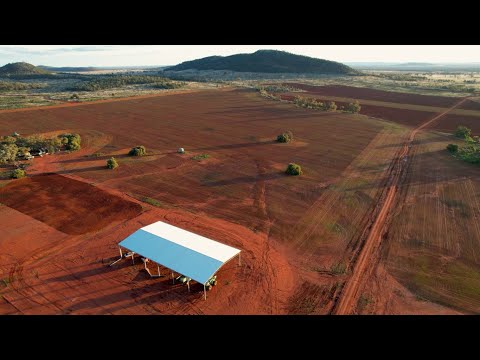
431, 113, 480, 134
0, 88, 465, 314
280, 94, 436, 128
458, 99, 480, 111
0, 181, 295, 314
0, 174, 142, 235
283, 83, 461, 107
333, 98, 468, 314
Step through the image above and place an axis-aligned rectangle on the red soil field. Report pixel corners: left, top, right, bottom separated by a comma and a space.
0, 88, 459, 314
0, 174, 142, 235
280, 94, 435, 128
0, 89, 385, 244
283, 83, 461, 108
431, 113, 480, 133
458, 99, 480, 111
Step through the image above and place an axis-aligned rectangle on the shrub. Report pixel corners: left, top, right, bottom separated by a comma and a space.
0, 136, 17, 145
106, 157, 118, 169
285, 163, 302, 176
458, 144, 480, 164
191, 153, 209, 161
68, 140, 81, 151
0, 143, 18, 164
325, 101, 337, 111
345, 100, 361, 113
277, 130, 294, 143
446, 144, 458, 153
454, 126, 472, 139
59, 133, 81, 151
10, 169, 25, 179
128, 145, 146, 156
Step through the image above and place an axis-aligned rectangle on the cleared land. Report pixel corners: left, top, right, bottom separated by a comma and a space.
365, 129, 480, 314
432, 113, 480, 133
283, 83, 461, 107
0, 174, 142, 235
1, 85, 480, 314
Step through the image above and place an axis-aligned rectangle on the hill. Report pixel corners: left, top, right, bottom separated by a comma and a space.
165, 50, 357, 74
0, 62, 51, 76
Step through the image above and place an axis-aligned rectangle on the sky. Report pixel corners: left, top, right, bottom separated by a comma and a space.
0, 45, 479, 67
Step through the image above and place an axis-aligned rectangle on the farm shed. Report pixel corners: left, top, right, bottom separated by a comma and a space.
116, 220, 241, 299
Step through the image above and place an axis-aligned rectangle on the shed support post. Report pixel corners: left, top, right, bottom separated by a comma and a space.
131, 252, 135, 265
204, 285, 207, 300
187, 281, 190, 292
157, 265, 160, 276
109, 247, 124, 266
238, 253, 241, 266
172, 272, 175, 284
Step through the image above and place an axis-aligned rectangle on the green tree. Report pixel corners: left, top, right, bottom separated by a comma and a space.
285, 163, 302, 176
454, 126, 472, 139
325, 101, 337, 111
128, 145, 146, 156
277, 130, 294, 143
59, 133, 81, 151
10, 169, 26, 179
346, 101, 361, 113
106, 157, 119, 169
0, 143, 19, 164
0, 136, 17, 144
446, 144, 458, 153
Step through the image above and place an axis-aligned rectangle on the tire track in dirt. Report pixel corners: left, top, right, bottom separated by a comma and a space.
332, 97, 470, 315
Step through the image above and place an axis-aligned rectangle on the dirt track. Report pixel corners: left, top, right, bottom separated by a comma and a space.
333, 97, 469, 315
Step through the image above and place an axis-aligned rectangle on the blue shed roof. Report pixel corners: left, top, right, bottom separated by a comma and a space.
118, 221, 241, 284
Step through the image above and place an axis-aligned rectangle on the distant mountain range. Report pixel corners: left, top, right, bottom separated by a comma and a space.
166, 50, 358, 75
0, 62, 51, 75
347, 62, 480, 71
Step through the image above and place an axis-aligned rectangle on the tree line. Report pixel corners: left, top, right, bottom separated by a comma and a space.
447, 126, 480, 164
67, 75, 183, 91
0, 81, 44, 91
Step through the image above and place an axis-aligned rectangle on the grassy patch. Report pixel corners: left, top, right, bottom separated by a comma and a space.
325, 222, 342, 234
191, 154, 210, 161
440, 198, 471, 218
330, 262, 347, 275
142, 197, 169, 209
357, 294, 373, 312
89, 152, 106, 157
392, 254, 480, 313
1, 278, 9, 288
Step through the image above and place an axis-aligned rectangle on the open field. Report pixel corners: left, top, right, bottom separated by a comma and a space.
0, 174, 142, 235
362, 130, 480, 314
283, 83, 462, 107
432, 113, 480, 133
1, 85, 480, 314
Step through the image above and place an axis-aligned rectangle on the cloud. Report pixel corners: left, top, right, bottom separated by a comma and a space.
0, 45, 114, 57
47, 46, 114, 53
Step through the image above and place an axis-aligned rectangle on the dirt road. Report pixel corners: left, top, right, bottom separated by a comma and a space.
333, 97, 469, 315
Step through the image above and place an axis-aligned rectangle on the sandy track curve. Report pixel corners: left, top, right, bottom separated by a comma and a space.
333, 97, 469, 315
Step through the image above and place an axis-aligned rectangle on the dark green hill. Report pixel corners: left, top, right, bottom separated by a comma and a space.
165, 50, 357, 74
0, 62, 51, 75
